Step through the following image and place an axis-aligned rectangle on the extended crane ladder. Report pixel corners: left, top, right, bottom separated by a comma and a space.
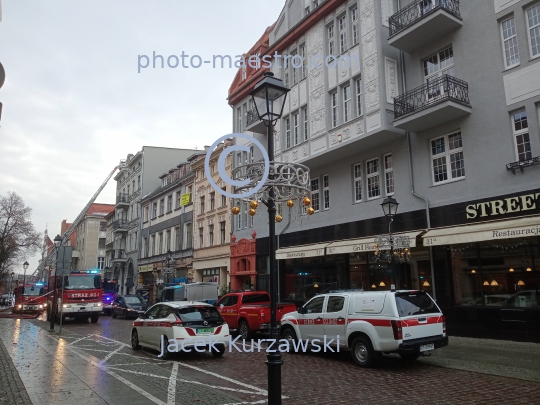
33, 161, 126, 277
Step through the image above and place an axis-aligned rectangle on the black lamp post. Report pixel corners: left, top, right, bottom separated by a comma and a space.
165, 249, 174, 284
49, 234, 62, 332
22, 261, 29, 295
250, 71, 289, 405
9, 271, 15, 306
381, 197, 399, 288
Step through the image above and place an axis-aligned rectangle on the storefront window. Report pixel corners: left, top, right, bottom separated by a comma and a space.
451, 237, 540, 307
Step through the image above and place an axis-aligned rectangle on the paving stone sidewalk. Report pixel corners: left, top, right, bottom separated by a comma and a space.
0, 336, 32, 405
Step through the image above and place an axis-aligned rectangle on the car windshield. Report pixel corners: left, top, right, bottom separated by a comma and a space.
102, 280, 117, 293
395, 292, 439, 316
124, 296, 145, 305
177, 306, 222, 322
242, 294, 270, 304
22, 287, 42, 296
65, 275, 99, 290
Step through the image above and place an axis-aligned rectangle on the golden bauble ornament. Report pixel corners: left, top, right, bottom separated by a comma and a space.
286, 199, 295, 208
275, 214, 283, 223
303, 197, 311, 206
307, 207, 315, 215
248, 209, 256, 217
250, 200, 258, 209
232, 206, 240, 215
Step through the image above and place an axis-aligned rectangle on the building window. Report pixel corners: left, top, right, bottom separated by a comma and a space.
351, 7, 359, 46
512, 110, 532, 162
303, 107, 309, 141
331, 91, 338, 128
98, 257, 104, 270
137, 175, 141, 190
356, 78, 362, 116
338, 15, 347, 54
158, 232, 163, 255
160, 199, 164, 215
311, 178, 320, 212
200, 196, 205, 214
291, 51, 298, 85
384, 154, 394, 195
185, 223, 193, 249
210, 192, 215, 211
527, 4, 540, 57
293, 112, 299, 145
366, 158, 380, 199
502, 17, 520, 68
144, 206, 149, 222
424, 46, 455, 99
198, 227, 204, 248
176, 191, 181, 209
305, 3, 310, 15
220, 221, 226, 245
323, 175, 330, 210
285, 117, 291, 149
221, 188, 227, 207
152, 202, 157, 219
353, 163, 362, 203
175, 227, 181, 251
166, 229, 171, 251
343, 85, 351, 123
127, 185, 130, 196
328, 24, 335, 57
151, 235, 155, 256
237, 107, 242, 132
142, 237, 147, 258
209, 225, 214, 247
300, 44, 307, 80
283, 56, 289, 87
431, 131, 465, 184
167, 195, 172, 213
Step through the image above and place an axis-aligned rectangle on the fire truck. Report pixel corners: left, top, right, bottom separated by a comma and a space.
47, 270, 103, 323
12, 282, 48, 313
101, 278, 118, 315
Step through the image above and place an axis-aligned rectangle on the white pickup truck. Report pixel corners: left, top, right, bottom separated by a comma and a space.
280, 290, 448, 367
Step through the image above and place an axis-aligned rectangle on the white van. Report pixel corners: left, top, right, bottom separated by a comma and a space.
160, 282, 219, 304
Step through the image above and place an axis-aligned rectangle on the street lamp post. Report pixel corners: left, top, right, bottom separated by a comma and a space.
380, 197, 399, 288
250, 72, 290, 405
49, 234, 62, 332
9, 271, 15, 306
22, 261, 29, 295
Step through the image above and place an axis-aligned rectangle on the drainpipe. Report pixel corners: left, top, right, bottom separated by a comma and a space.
397, 0, 436, 299
276, 206, 292, 302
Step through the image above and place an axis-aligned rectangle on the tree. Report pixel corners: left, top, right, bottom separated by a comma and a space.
0, 192, 41, 279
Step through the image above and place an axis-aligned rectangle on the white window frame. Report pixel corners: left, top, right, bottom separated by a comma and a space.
501, 16, 520, 68
303, 107, 309, 141
356, 78, 362, 116
353, 163, 362, 203
511, 110, 532, 162
198, 227, 204, 248
328, 24, 335, 57
293, 112, 299, 145
323, 174, 330, 210
384, 154, 394, 196
526, 4, 540, 59
311, 178, 320, 212
283, 56, 289, 88
343, 85, 351, 123
338, 15, 347, 54
351, 7, 359, 46
300, 44, 307, 80
184, 223, 193, 249
430, 131, 466, 185
424, 46, 455, 100
366, 158, 380, 200
331, 91, 338, 128
291, 51, 298, 85
285, 117, 291, 149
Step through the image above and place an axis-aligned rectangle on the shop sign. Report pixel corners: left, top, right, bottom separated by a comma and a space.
138, 264, 154, 273
466, 192, 540, 219
180, 193, 191, 206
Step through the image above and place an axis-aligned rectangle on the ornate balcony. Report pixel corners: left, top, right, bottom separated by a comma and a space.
115, 193, 129, 208
113, 220, 128, 233
388, 0, 462, 53
506, 157, 540, 174
393, 75, 471, 132
111, 249, 127, 262
245, 108, 266, 134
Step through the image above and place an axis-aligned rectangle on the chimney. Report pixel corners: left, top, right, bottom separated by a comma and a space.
204, 145, 211, 152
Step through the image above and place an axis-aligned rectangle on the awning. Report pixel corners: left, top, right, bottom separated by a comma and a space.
276, 243, 328, 260
422, 216, 540, 246
326, 231, 422, 255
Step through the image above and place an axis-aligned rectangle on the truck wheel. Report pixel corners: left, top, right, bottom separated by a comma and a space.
91, 314, 99, 324
131, 329, 141, 350
282, 328, 299, 353
238, 321, 253, 340
400, 353, 420, 362
351, 336, 377, 367
210, 344, 225, 357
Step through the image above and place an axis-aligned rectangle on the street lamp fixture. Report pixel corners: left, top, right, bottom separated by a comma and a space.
22, 261, 29, 294
54, 234, 62, 248
50, 234, 63, 332
249, 71, 290, 405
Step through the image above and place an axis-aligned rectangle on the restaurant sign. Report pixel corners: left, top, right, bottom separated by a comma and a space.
466, 192, 540, 219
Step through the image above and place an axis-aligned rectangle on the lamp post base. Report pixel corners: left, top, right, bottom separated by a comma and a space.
265, 326, 283, 405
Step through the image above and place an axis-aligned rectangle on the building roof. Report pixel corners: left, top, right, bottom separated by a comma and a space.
86, 203, 115, 216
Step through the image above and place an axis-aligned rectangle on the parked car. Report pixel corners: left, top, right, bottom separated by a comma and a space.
215, 291, 297, 339
280, 289, 448, 367
501, 290, 539, 308
160, 282, 219, 304
131, 301, 229, 359
112, 295, 148, 319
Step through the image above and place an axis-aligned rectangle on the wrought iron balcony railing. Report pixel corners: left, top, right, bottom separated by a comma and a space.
116, 193, 129, 204
394, 74, 470, 120
111, 249, 126, 260
113, 220, 127, 230
506, 156, 540, 174
389, 0, 461, 37
246, 108, 260, 127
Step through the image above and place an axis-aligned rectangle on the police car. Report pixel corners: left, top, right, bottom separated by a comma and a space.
280, 289, 448, 367
131, 301, 229, 359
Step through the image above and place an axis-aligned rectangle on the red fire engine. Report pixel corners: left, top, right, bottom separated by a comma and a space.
12, 283, 48, 313
47, 270, 103, 323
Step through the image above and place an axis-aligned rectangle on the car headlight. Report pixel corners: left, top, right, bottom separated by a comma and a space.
43, 303, 47, 306
94, 303, 102, 307
63, 304, 71, 308
17, 305, 22, 308
39, 305, 43, 309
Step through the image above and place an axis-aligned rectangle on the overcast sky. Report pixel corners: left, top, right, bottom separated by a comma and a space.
0, 0, 284, 275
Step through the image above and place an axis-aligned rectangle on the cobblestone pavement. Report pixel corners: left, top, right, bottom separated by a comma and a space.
0, 333, 32, 405
0, 313, 539, 405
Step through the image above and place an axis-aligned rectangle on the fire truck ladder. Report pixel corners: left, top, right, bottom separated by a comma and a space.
33, 160, 127, 277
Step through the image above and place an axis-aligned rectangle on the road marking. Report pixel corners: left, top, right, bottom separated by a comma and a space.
46, 334, 166, 405
105, 366, 169, 379
68, 335, 95, 345
100, 343, 126, 365
167, 362, 178, 405
176, 379, 263, 395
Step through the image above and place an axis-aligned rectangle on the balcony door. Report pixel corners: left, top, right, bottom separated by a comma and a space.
424, 46, 455, 101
